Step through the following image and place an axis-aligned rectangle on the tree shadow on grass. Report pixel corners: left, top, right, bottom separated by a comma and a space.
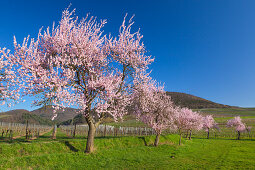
138, 136, 147, 146
64, 141, 78, 152
95, 136, 122, 139
0, 137, 32, 144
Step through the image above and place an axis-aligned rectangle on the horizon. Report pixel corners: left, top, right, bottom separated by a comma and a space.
1, 0, 255, 111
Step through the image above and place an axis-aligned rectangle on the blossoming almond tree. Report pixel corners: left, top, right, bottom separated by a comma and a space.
5, 8, 153, 153
227, 116, 246, 140
172, 107, 203, 145
184, 109, 203, 140
133, 79, 175, 146
202, 115, 216, 139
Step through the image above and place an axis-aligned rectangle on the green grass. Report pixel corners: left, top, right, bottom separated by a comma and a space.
214, 116, 255, 123
106, 119, 146, 127
0, 128, 254, 169
105, 115, 147, 127
196, 107, 255, 116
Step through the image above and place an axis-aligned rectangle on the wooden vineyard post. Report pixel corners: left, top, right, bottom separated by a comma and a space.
1, 130, 4, 137
104, 124, 106, 138
73, 123, 77, 138
9, 130, 13, 142
28, 130, 31, 140
25, 120, 29, 140
52, 124, 57, 139
114, 128, 118, 137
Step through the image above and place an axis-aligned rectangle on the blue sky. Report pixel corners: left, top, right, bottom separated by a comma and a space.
1, 0, 255, 111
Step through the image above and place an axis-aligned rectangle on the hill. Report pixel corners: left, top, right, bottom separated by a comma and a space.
0, 109, 53, 125
0, 106, 79, 125
166, 92, 235, 109
58, 113, 87, 125
31, 105, 79, 123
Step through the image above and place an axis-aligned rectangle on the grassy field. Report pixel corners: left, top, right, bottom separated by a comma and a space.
0, 107, 254, 169
196, 107, 255, 116
0, 129, 254, 169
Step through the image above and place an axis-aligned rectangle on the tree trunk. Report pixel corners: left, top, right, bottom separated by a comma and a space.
154, 133, 160, 147
185, 131, 189, 138
188, 130, 192, 140
179, 133, 182, 145
207, 128, 210, 139
85, 122, 96, 153
237, 131, 240, 140
52, 124, 57, 139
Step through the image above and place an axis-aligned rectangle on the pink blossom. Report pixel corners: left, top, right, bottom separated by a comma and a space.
173, 107, 203, 132
0, 48, 21, 105
227, 116, 246, 132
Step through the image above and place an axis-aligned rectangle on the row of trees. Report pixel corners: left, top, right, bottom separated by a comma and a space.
135, 86, 250, 145
137, 93, 251, 145
133, 81, 218, 146
0, 8, 251, 153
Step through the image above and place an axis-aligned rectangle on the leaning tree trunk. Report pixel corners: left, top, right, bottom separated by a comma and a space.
154, 133, 161, 147
207, 128, 210, 139
237, 131, 240, 140
85, 122, 96, 153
